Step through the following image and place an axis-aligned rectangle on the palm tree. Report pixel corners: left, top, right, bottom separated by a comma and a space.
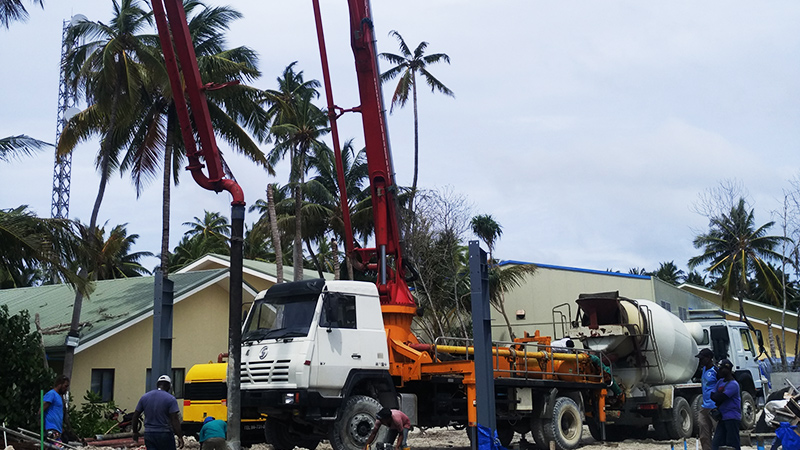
249, 183, 288, 282
121, 0, 270, 276
56, 0, 158, 379
267, 89, 329, 281
0, 0, 43, 28
0, 206, 86, 292
379, 30, 453, 207
0, 135, 51, 162
685, 270, 708, 287
470, 214, 502, 264
489, 263, 537, 341
689, 198, 789, 330
81, 223, 153, 280
183, 210, 230, 247
653, 261, 686, 286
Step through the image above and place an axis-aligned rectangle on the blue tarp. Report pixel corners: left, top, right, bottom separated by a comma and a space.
476, 424, 508, 450
776, 422, 800, 450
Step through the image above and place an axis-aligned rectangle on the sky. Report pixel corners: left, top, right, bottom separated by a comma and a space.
2, 1, 800, 276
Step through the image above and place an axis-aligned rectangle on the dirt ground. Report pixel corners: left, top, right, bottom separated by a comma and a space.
4, 427, 775, 450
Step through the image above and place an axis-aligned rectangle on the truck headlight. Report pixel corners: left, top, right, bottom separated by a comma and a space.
284, 393, 296, 404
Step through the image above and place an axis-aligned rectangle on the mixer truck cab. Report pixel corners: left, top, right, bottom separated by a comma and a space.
240, 279, 392, 423
568, 292, 764, 441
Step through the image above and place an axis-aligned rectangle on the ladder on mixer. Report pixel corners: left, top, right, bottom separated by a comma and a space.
626, 303, 666, 383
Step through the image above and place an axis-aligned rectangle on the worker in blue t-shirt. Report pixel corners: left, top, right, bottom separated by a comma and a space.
199, 416, 226, 450
695, 348, 717, 450
42, 375, 71, 443
133, 375, 184, 450
711, 359, 741, 450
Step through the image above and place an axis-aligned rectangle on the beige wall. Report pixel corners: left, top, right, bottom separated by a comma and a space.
70, 283, 236, 412
492, 265, 654, 341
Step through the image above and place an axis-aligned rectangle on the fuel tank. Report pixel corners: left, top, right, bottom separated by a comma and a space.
570, 292, 698, 387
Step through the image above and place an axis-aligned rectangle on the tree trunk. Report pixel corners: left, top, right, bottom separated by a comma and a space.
161, 124, 173, 276
305, 238, 324, 279
767, 318, 777, 363
794, 308, 800, 370
63, 83, 121, 379
35, 313, 48, 369
331, 238, 340, 281
267, 184, 283, 283
492, 289, 516, 341
293, 176, 303, 281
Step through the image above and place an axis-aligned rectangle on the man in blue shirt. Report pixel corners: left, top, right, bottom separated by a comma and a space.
696, 348, 717, 450
133, 375, 184, 450
711, 359, 741, 450
42, 375, 70, 442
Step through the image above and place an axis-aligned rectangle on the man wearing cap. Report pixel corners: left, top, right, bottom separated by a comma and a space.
711, 359, 741, 450
199, 416, 226, 450
364, 407, 411, 450
132, 375, 184, 450
695, 348, 717, 450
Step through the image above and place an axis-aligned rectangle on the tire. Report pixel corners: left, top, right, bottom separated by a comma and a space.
530, 418, 548, 450
740, 391, 756, 431
690, 394, 703, 437
542, 397, 583, 450
497, 422, 514, 448
330, 395, 386, 450
661, 396, 693, 440
264, 418, 294, 450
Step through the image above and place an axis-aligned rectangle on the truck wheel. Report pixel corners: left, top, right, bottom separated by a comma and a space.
497, 422, 514, 448
663, 396, 693, 439
740, 391, 756, 430
264, 418, 295, 450
690, 394, 703, 437
542, 397, 583, 450
331, 395, 385, 450
530, 418, 548, 450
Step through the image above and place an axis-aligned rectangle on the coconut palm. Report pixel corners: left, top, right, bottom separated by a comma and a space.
379, 30, 453, 207
57, 0, 158, 379
0, 0, 43, 28
183, 210, 230, 245
266, 90, 329, 281
0, 135, 51, 162
249, 183, 289, 281
652, 261, 686, 286
470, 214, 502, 264
689, 198, 789, 329
79, 222, 153, 280
122, 0, 269, 276
0, 206, 86, 291
489, 263, 537, 341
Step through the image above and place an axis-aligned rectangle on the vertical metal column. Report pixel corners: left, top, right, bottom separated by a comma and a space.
469, 240, 496, 447
226, 204, 244, 450
151, 272, 174, 390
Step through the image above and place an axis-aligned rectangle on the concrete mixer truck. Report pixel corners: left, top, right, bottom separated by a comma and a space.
567, 291, 766, 441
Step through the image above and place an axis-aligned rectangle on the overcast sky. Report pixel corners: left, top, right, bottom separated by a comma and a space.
2, 1, 800, 276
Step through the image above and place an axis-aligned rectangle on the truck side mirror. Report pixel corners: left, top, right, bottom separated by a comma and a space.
755, 329, 765, 353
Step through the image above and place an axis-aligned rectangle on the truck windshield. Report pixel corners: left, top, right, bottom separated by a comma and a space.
242, 294, 318, 341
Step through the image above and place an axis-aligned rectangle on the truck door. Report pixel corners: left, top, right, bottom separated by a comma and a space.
313, 293, 382, 394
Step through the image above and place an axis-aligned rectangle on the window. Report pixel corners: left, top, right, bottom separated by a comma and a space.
678, 307, 687, 321
146, 368, 186, 398
740, 329, 756, 357
91, 369, 114, 402
320, 294, 357, 329
660, 301, 672, 312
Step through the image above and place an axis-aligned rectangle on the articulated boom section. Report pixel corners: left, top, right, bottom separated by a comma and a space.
344, 1, 414, 310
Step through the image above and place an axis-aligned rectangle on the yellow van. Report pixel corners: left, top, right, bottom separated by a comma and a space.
182, 361, 265, 443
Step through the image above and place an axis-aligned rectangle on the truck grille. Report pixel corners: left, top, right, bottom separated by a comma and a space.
241, 359, 292, 384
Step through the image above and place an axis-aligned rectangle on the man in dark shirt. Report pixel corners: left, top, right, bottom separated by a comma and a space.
133, 375, 184, 450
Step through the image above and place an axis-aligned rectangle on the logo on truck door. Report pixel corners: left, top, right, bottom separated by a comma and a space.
259, 346, 269, 360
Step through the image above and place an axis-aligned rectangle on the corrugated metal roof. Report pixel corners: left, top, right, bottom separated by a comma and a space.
0, 269, 227, 350
183, 253, 333, 280
499, 260, 651, 280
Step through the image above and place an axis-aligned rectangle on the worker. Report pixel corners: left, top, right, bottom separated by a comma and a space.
198, 416, 227, 450
364, 407, 411, 450
132, 375, 184, 450
711, 359, 741, 450
695, 348, 717, 450
42, 375, 70, 443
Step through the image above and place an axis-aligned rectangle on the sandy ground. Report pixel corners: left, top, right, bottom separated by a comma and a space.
4, 428, 775, 450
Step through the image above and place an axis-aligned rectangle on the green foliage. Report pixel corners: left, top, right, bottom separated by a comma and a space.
67, 391, 118, 438
0, 305, 55, 429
